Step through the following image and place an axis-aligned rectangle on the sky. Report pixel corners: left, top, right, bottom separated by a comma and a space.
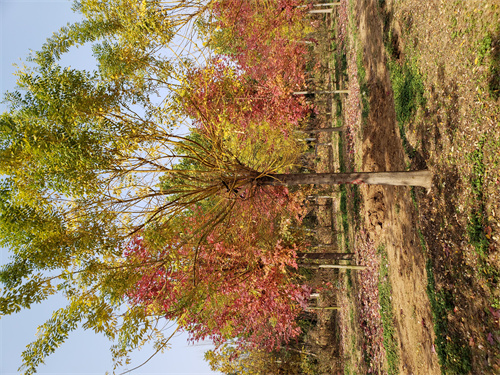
0, 1, 220, 374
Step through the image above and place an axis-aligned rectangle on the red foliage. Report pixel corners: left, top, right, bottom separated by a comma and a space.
182, 0, 313, 136
125, 186, 310, 350
127, 0, 317, 352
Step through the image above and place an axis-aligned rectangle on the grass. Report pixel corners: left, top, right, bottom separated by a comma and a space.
475, 31, 500, 99
337, 126, 351, 252
383, 20, 473, 375
467, 139, 489, 257
425, 261, 473, 375
377, 245, 400, 375
409, 191, 473, 374
356, 46, 370, 122
387, 58, 425, 159
466, 137, 499, 286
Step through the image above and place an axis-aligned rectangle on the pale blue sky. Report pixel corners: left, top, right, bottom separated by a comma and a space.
0, 1, 219, 374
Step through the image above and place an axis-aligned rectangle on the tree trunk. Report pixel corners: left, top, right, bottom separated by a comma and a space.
308, 8, 333, 14
297, 252, 352, 261
259, 170, 432, 189
300, 2, 341, 7
298, 127, 344, 134
319, 264, 366, 270
306, 306, 340, 310
299, 263, 367, 270
293, 90, 350, 95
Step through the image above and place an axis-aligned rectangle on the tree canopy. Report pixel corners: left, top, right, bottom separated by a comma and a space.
0, 1, 315, 373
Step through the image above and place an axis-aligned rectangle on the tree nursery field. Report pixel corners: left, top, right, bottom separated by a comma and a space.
0, 0, 499, 374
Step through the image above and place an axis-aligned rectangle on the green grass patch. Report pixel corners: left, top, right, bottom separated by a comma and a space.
346, 268, 353, 289
476, 33, 500, 99
351, 184, 361, 230
412, 190, 472, 374
356, 47, 370, 121
387, 59, 425, 159
425, 261, 472, 374
337, 134, 351, 251
466, 138, 499, 285
377, 245, 400, 375
338, 130, 345, 173
467, 140, 489, 258
339, 185, 350, 251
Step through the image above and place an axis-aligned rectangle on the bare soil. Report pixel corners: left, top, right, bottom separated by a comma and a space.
353, 0, 441, 373
331, 0, 500, 374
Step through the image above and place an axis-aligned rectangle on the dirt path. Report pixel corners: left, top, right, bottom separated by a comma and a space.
354, 0, 441, 373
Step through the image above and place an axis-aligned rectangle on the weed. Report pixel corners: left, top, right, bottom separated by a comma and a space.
386, 59, 425, 160
378, 246, 400, 375
351, 184, 361, 230
390, 59, 426, 125
346, 269, 353, 289
449, 15, 461, 40
492, 297, 500, 310
465, 138, 499, 285
356, 48, 370, 121
467, 210, 488, 258
340, 184, 350, 250
475, 32, 500, 99
425, 261, 472, 374
337, 134, 350, 251
412, 190, 472, 374
477, 34, 493, 65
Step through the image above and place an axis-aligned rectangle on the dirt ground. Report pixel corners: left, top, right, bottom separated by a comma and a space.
299, 1, 500, 373
354, 0, 441, 373
334, 0, 500, 374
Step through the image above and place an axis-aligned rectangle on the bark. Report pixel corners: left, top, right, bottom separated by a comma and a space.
298, 263, 366, 270
259, 170, 432, 189
293, 90, 350, 95
300, 2, 341, 7
298, 126, 344, 134
299, 263, 367, 270
305, 306, 340, 310
319, 264, 366, 270
308, 8, 334, 14
296, 252, 352, 261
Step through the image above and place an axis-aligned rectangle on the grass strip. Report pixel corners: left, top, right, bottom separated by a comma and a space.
466, 138, 499, 285
377, 245, 400, 375
425, 261, 472, 374
382, 20, 472, 373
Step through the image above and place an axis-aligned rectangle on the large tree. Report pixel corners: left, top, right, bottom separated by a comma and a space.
0, 0, 432, 373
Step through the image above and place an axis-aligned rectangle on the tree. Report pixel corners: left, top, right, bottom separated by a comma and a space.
205, 343, 313, 375
0, 1, 432, 373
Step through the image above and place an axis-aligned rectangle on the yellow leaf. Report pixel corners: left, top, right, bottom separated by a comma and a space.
475, 57, 479, 65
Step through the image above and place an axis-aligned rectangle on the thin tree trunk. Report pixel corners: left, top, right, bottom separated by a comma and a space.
299, 263, 367, 270
293, 90, 350, 95
297, 126, 344, 134
297, 252, 352, 261
300, 2, 341, 7
308, 8, 333, 14
306, 306, 340, 310
260, 170, 432, 189
320, 264, 366, 270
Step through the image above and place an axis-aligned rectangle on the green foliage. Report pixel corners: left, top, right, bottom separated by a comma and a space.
0, 1, 220, 372
205, 342, 317, 375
